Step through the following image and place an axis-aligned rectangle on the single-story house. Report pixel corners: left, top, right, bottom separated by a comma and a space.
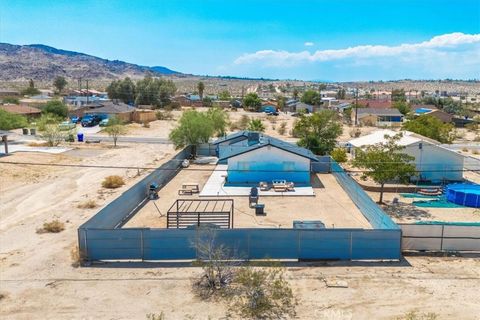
354, 108, 404, 127
347, 129, 464, 182
413, 106, 453, 123
85, 101, 137, 122
0, 104, 42, 118
214, 131, 319, 186
294, 102, 314, 113
356, 99, 392, 109
64, 95, 104, 107
0, 89, 20, 97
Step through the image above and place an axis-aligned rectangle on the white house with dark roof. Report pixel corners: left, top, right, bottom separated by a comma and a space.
347, 129, 465, 182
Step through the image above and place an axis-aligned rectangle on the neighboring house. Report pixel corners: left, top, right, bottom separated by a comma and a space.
356, 99, 392, 109
214, 131, 319, 186
355, 108, 404, 127
0, 104, 42, 118
20, 94, 52, 104
64, 95, 103, 107
85, 101, 137, 122
294, 102, 314, 113
347, 129, 464, 182
285, 99, 299, 112
0, 89, 20, 97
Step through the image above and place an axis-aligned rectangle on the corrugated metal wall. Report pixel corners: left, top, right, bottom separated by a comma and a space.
80, 228, 402, 261
330, 160, 399, 230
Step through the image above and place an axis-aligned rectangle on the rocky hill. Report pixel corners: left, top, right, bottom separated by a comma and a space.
0, 43, 180, 81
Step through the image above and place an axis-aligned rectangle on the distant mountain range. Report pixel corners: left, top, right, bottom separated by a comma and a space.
0, 43, 180, 81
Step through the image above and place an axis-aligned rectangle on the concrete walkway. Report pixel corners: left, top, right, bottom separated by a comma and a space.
199, 164, 315, 197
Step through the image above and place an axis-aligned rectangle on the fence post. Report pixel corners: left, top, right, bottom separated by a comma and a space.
140, 229, 144, 261
440, 224, 445, 252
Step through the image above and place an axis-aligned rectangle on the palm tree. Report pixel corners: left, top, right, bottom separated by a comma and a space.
197, 81, 205, 101
247, 119, 265, 132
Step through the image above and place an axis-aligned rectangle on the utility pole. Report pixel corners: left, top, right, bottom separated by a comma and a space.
354, 87, 359, 126
86, 80, 89, 105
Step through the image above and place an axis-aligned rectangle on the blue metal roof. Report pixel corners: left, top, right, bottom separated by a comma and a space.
212, 131, 250, 145
218, 132, 319, 162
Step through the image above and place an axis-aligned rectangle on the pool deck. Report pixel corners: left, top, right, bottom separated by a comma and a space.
199, 164, 315, 197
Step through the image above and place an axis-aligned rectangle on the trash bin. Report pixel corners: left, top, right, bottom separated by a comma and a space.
255, 204, 265, 216
77, 133, 84, 142
22, 128, 29, 135
29, 128, 36, 135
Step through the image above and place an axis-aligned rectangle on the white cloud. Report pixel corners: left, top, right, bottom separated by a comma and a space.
234, 33, 480, 66
304, 41, 314, 46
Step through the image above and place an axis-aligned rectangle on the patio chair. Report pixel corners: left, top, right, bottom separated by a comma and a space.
259, 181, 269, 191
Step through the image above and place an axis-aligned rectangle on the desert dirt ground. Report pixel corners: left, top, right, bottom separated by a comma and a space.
125, 165, 371, 229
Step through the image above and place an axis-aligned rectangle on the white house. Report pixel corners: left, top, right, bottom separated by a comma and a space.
347, 129, 465, 183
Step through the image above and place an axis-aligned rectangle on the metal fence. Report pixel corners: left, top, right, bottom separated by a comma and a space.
80, 146, 192, 229
79, 228, 402, 261
330, 160, 399, 230
78, 146, 403, 261
400, 223, 480, 252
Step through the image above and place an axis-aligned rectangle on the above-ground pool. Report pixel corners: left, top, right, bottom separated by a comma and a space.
445, 183, 480, 208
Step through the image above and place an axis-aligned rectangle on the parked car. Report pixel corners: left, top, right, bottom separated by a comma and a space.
81, 115, 101, 127
266, 111, 279, 116
58, 121, 76, 131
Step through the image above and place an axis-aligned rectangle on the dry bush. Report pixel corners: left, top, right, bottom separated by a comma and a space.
27, 142, 50, 147
70, 245, 86, 268
156, 110, 173, 120
277, 121, 287, 135
142, 121, 150, 128
397, 311, 438, 320
146, 312, 166, 320
462, 147, 469, 152
349, 128, 361, 138
0, 292, 7, 301
102, 175, 125, 189
77, 199, 97, 209
473, 149, 479, 155
37, 220, 65, 233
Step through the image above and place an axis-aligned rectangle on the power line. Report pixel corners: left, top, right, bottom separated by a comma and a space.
0, 160, 478, 174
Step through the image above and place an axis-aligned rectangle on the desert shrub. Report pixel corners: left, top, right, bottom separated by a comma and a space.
397, 311, 438, 320
77, 199, 97, 209
0, 293, 7, 301
102, 175, 125, 189
465, 122, 478, 131
70, 245, 85, 268
42, 100, 68, 118
473, 149, 479, 155
462, 147, 468, 152
266, 115, 276, 124
331, 147, 348, 163
2, 97, 19, 104
238, 115, 250, 130
37, 220, 65, 233
0, 109, 28, 130
41, 123, 67, 146
146, 312, 166, 320
230, 266, 297, 319
349, 128, 361, 138
142, 121, 150, 128
455, 130, 465, 139
247, 119, 265, 132
156, 110, 173, 120
277, 121, 287, 135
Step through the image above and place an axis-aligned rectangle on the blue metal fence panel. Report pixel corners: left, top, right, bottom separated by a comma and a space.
330, 160, 399, 230
311, 156, 331, 173
81, 228, 402, 261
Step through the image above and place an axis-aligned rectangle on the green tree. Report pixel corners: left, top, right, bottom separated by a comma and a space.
246, 118, 265, 132
292, 88, 299, 100
392, 89, 406, 102
442, 98, 466, 116
36, 113, 62, 131
197, 81, 205, 101
403, 115, 454, 143
53, 76, 68, 93
218, 90, 231, 100
41, 123, 68, 146
243, 93, 262, 111
202, 96, 213, 108
2, 97, 20, 104
276, 95, 287, 111
169, 110, 215, 157
42, 100, 68, 118
103, 116, 127, 147
107, 77, 136, 104
135, 76, 176, 108
336, 88, 346, 99
293, 110, 342, 155
343, 107, 353, 124
352, 133, 416, 203
393, 101, 410, 116
300, 90, 321, 105
206, 107, 229, 137
0, 110, 28, 130
331, 148, 347, 163
21, 79, 41, 96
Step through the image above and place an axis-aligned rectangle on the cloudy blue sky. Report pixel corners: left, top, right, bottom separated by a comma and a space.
1, 0, 479, 81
